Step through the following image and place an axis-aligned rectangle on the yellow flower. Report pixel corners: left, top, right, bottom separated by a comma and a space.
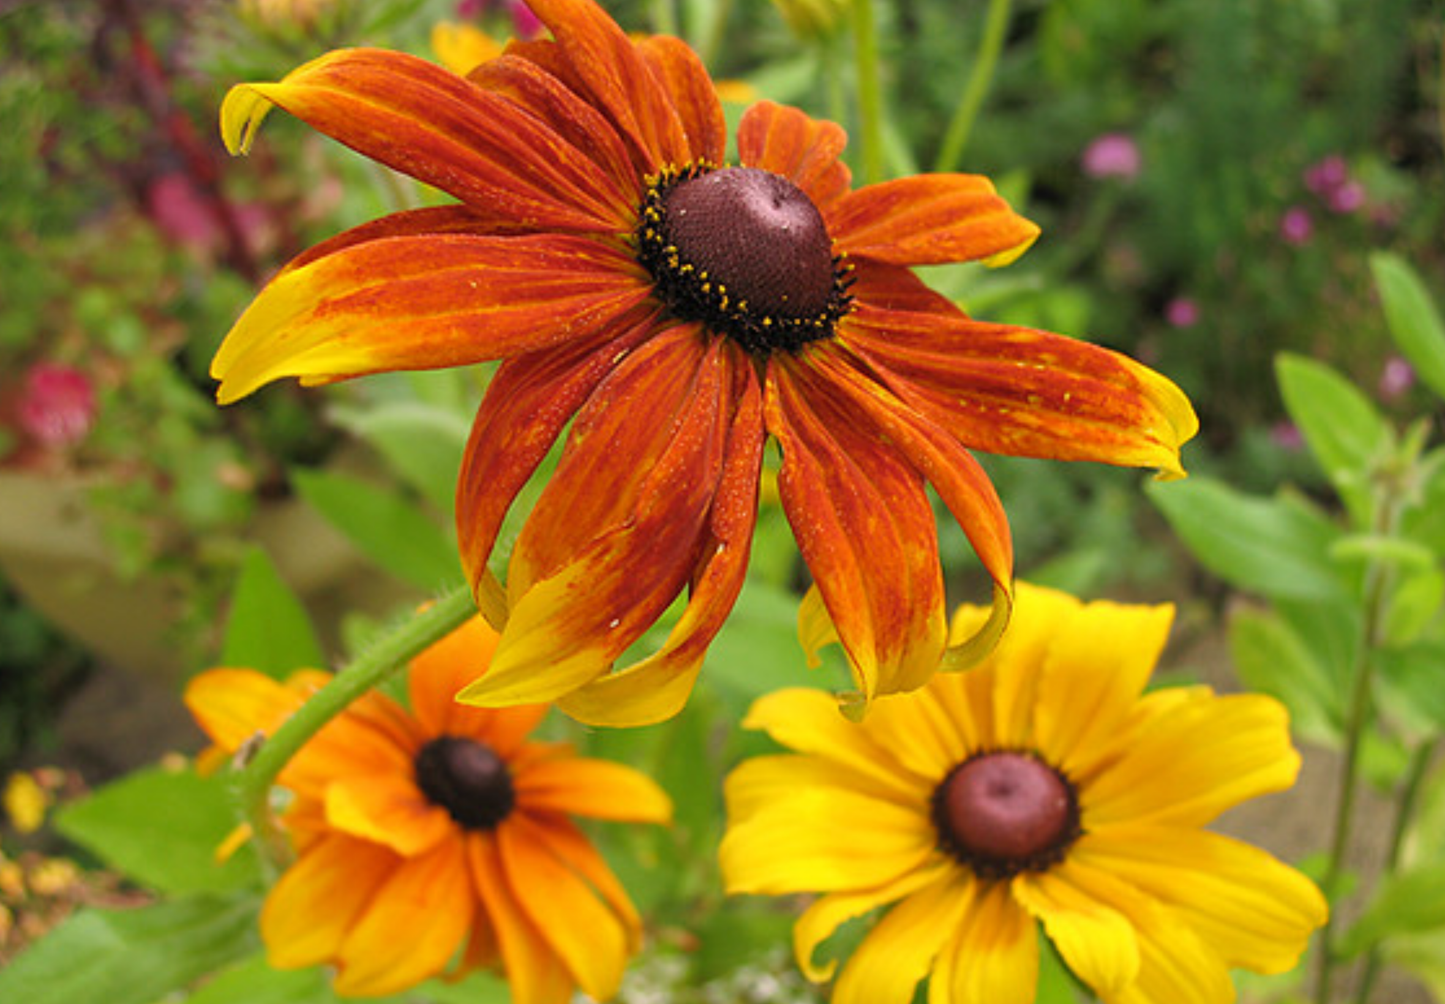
2, 773, 49, 835
720, 582, 1327, 1004
431, 22, 507, 76
185, 616, 671, 1001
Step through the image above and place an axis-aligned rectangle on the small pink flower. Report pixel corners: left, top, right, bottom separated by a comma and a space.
1379, 355, 1415, 400
1326, 179, 1366, 215
1165, 297, 1200, 328
1081, 133, 1141, 182
1270, 421, 1304, 452
1279, 206, 1314, 246
455, 0, 486, 16
1304, 155, 1348, 196
17, 364, 96, 449
509, 0, 543, 36
147, 171, 221, 253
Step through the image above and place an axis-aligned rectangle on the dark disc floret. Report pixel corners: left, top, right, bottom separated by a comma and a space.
635, 164, 854, 356
414, 735, 515, 831
930, 750, 1081, 880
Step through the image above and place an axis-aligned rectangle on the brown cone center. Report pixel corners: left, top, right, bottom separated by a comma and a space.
414, 735, 515, 831
934, 752, 1078, 878
661, 167, 836, 320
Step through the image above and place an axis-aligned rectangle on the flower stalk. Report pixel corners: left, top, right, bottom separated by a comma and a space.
934, 0, 1013, 174
849, 0, 884, 184
235, 584, 478, 868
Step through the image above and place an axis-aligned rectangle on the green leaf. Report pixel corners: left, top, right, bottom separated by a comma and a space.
54, 765, 260, 895
291, 469, 459, 591
0, 894, 260, 1004
184, 955, 332, 1004
704, 578, 842, 704
329, 401, 470, 514
1384, 566, 1445, 647
1383, 929, 1445, 1002
1228, 609, 1340, 745
1149, 478, 1347, 601
221, 547, 325, 677
1377, 639, 1445, 737
1338, 862, 1445, 957
1274, 353, 1389, 521
1371, 251, 1445, 401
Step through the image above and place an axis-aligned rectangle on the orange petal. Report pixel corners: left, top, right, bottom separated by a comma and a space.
183, 668, 311, 754
284, 691, 420, 797
408, 615, 502, 737
455, 309, 661, 623
845, 266, 1197, 478
830, 174, 1039, 267
635, 35, 728, 165
766, 352, 949, 704
279, 205, 508, 275
525, 0, 690, 170
802, 345, 1014, 670
498, 813, 632, 1000
261, 833, 399, 969
469, 833, 577, 1004
522, 814, 646, 950
221, 48, 632, 230
333, 839, 476, 995
458, 327, 735, 711
738, 100, 852, 214
466, 53, 640, 202
513, 756, 673, 822
324, 772, 454, 856
212, 233, 652, 403
556, 352, 764, 726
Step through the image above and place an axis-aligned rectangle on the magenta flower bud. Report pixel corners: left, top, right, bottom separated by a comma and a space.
1081, 133, 1141, 182
1379, 355, 1415, 400
1279, 206, 1313, 246
18, 363, 96, 448
1327, 179, 1365, 214
1165, 297, 1200, 328
1304, 155, 1348, 196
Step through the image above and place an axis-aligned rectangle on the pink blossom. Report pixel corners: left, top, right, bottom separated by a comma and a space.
1304, 155, 1348, 196
1279, 206, 1314, 246
455, 0, 486, 16
509, 0, 543, 36
1081, 133, 1141, 182
1270, 421, 1304, 452
147, 171, 220, 252
17, 364, 96, 449
1165, 297, 1200, 328
1379, 355, 1415, 400
1327, 179, 1366, 214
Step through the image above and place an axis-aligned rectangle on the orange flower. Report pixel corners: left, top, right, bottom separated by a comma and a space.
184, 617, 671, 1001
212, 0, 1197, 725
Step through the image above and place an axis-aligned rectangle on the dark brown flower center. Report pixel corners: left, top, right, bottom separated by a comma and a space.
931, 751, 1081, 879
635, 164, 853, 356
414, 736, 515, 831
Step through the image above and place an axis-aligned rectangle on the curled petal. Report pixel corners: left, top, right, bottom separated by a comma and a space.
221, 48, 632, 230
738, 100, 852, 214
458, 328, 734, 712
557, 353, 764, 726
455, 308, 661, 626
830, 174, 1040, 267
525, 0, 691, 170
212, 233, 651, 403
845, 267, 1197, 478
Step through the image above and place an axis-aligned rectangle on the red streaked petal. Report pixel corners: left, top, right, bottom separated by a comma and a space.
800, 345, 1014, 671
212, 233, 652, 403
635, 35, 728, 165
455, 308, 662, 618
525, 0, 690, 170
221, 48, 632, 231
844, 268, 1197, 478
830, 174, 1039, 267
466, 53, 640, 203
765, 351, 948, 705
557, 354, 764, 726
283, 205, 511, 273
457, 328, 734, 711
738, 100, 852, 214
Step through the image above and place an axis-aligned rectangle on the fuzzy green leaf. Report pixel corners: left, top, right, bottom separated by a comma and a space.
221, 546, 325, 677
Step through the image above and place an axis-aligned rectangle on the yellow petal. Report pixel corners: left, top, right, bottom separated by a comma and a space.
832, 868, 974, 1004
793, 860, 955, 982
261, 833, 398, 968
1011, 859, 1141, 996
930, 880, 1039, 1004
324, 772, 454, 856
513, 756, 673, 823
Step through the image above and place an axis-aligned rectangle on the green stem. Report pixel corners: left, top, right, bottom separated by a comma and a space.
849, 0, 884, 185
1353, 738, 1439, 1004
649, 0, 678, 37
1314, 497, 1402, 1004
693, 0, 732, 67
237, 584, 478, 869
933, 0, 1013, 174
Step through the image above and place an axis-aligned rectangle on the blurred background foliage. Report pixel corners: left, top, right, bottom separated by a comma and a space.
1, 0, 1443, 1000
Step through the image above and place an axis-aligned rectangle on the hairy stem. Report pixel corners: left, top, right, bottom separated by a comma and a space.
849, 0, 884, 185
933, 0, 1013, 174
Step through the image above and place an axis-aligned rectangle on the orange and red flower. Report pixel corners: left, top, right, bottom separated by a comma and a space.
185, 616, 670, 1000
212, 0, 1196, 725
